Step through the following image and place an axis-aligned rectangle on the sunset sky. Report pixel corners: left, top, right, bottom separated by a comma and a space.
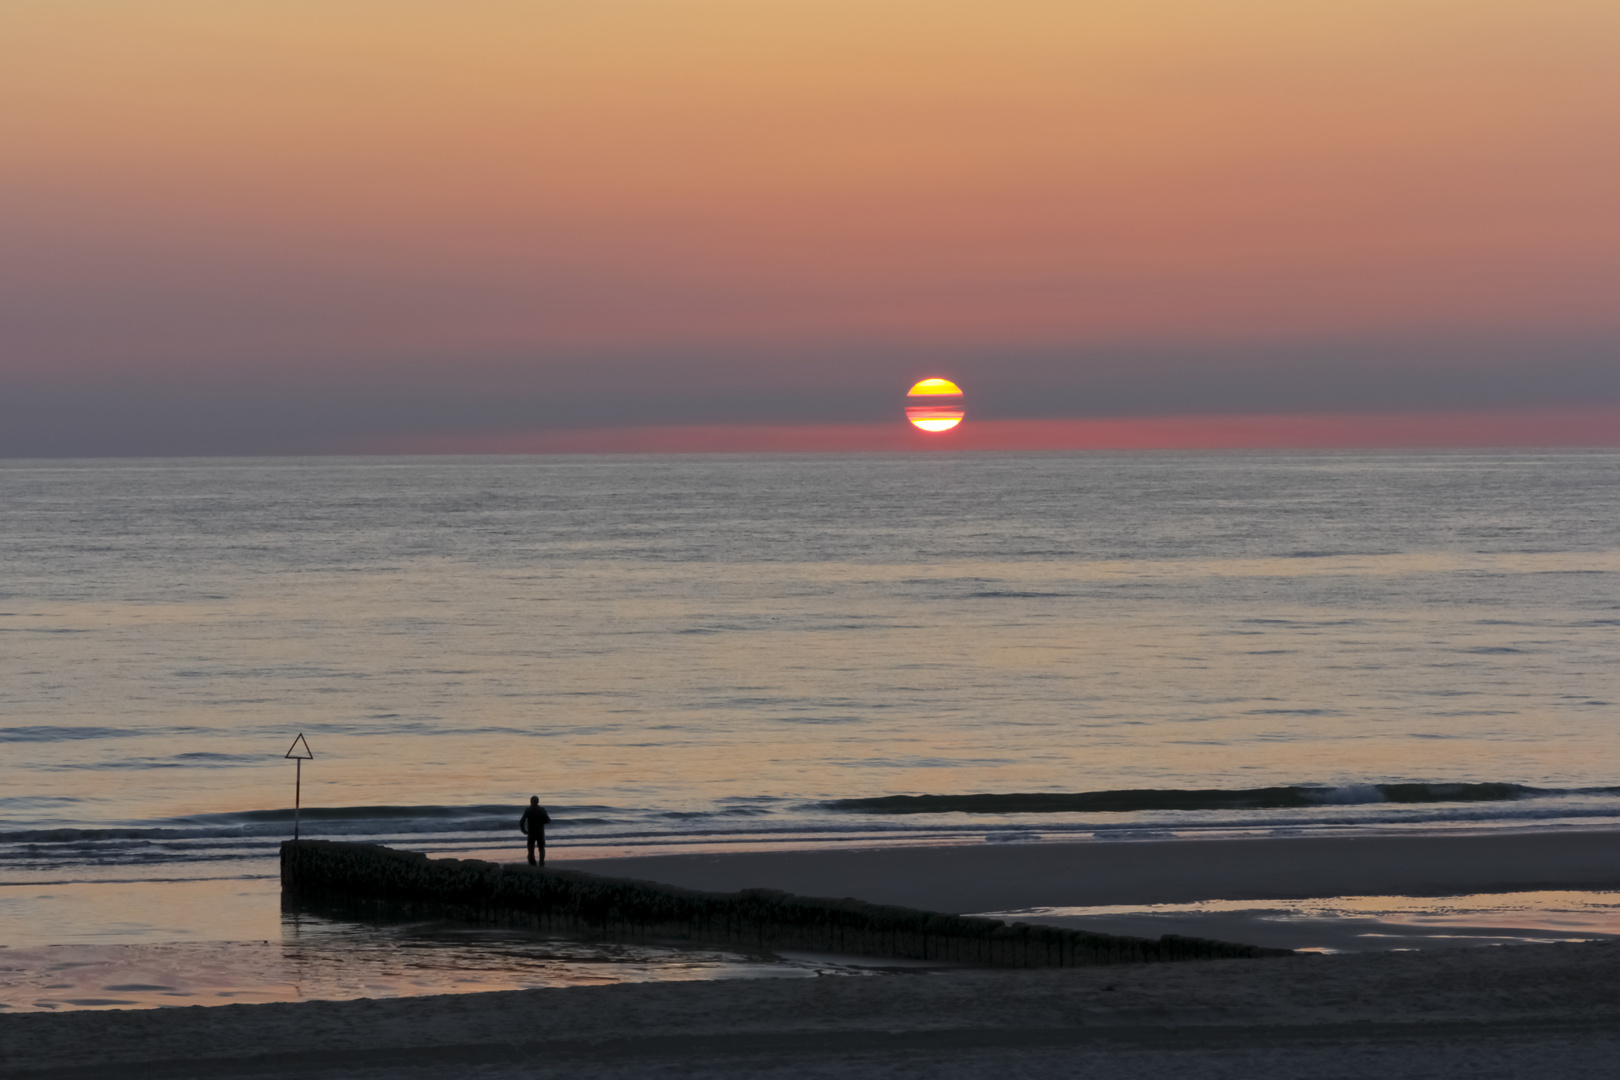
3, 0, 1617, 454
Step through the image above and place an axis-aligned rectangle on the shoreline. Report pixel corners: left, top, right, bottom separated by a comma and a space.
9, 829, 1620, 1016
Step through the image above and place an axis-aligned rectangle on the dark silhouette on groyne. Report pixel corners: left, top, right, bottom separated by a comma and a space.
281, 840, 1292, 967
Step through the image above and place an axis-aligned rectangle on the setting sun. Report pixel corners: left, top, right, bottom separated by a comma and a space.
906, 378, 965, 432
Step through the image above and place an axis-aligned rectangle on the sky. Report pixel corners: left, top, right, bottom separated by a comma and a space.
3, 0, 1617, 455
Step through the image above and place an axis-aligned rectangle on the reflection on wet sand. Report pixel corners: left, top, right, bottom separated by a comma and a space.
985, 889, 1620, 953
0, 913, 897, 1013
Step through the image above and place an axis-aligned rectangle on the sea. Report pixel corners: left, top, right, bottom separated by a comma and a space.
3, 451, 1619, 1008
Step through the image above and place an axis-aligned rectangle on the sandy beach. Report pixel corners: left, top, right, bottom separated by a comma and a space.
6, 940, 1620, 1078
556, 829, 1620, 911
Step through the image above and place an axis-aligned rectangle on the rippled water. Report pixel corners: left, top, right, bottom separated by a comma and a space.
2, 452, 1618, 936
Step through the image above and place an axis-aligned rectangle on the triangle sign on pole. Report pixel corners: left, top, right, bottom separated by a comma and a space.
285, 734, 312, 841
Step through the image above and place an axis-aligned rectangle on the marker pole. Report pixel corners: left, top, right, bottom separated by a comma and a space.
284, 733, 313, 843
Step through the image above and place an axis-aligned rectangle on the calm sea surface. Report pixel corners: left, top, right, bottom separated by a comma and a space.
3, 452, 1619, 964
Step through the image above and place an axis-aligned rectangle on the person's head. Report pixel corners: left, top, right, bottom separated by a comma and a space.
530, 796, 539, 805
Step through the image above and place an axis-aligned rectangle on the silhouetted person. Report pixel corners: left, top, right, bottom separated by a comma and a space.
519, 796, 551, 866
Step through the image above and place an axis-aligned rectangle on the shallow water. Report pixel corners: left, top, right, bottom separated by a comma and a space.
0, 915, 898, 1013
990, 889, 1620, 952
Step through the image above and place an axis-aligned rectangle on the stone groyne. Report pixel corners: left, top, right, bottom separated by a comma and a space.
281, 840, 1292, 967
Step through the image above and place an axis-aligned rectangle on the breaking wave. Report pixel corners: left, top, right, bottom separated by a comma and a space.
824, 783, 1620, 815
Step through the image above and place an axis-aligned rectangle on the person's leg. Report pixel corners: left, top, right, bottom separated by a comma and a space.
537, 837, 545, 867
526, 836, 539, 865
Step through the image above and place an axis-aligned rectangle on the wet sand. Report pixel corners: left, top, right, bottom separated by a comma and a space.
6, 941, 1620, 1078
552, 829, 1620, 912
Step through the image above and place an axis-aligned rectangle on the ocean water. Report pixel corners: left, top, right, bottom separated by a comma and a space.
2, 452, 1619, 976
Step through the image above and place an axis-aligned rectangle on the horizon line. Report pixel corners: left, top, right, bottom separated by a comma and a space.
329, 406, 1620, 457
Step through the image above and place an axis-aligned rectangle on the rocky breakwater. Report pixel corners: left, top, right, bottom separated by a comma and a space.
281, 840, 1292, 967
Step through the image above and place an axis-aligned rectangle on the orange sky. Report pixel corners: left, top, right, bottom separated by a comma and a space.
2, 1, 1617, 453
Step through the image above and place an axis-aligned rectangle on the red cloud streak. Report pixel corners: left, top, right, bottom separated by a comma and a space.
341, 407, 1620, 455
